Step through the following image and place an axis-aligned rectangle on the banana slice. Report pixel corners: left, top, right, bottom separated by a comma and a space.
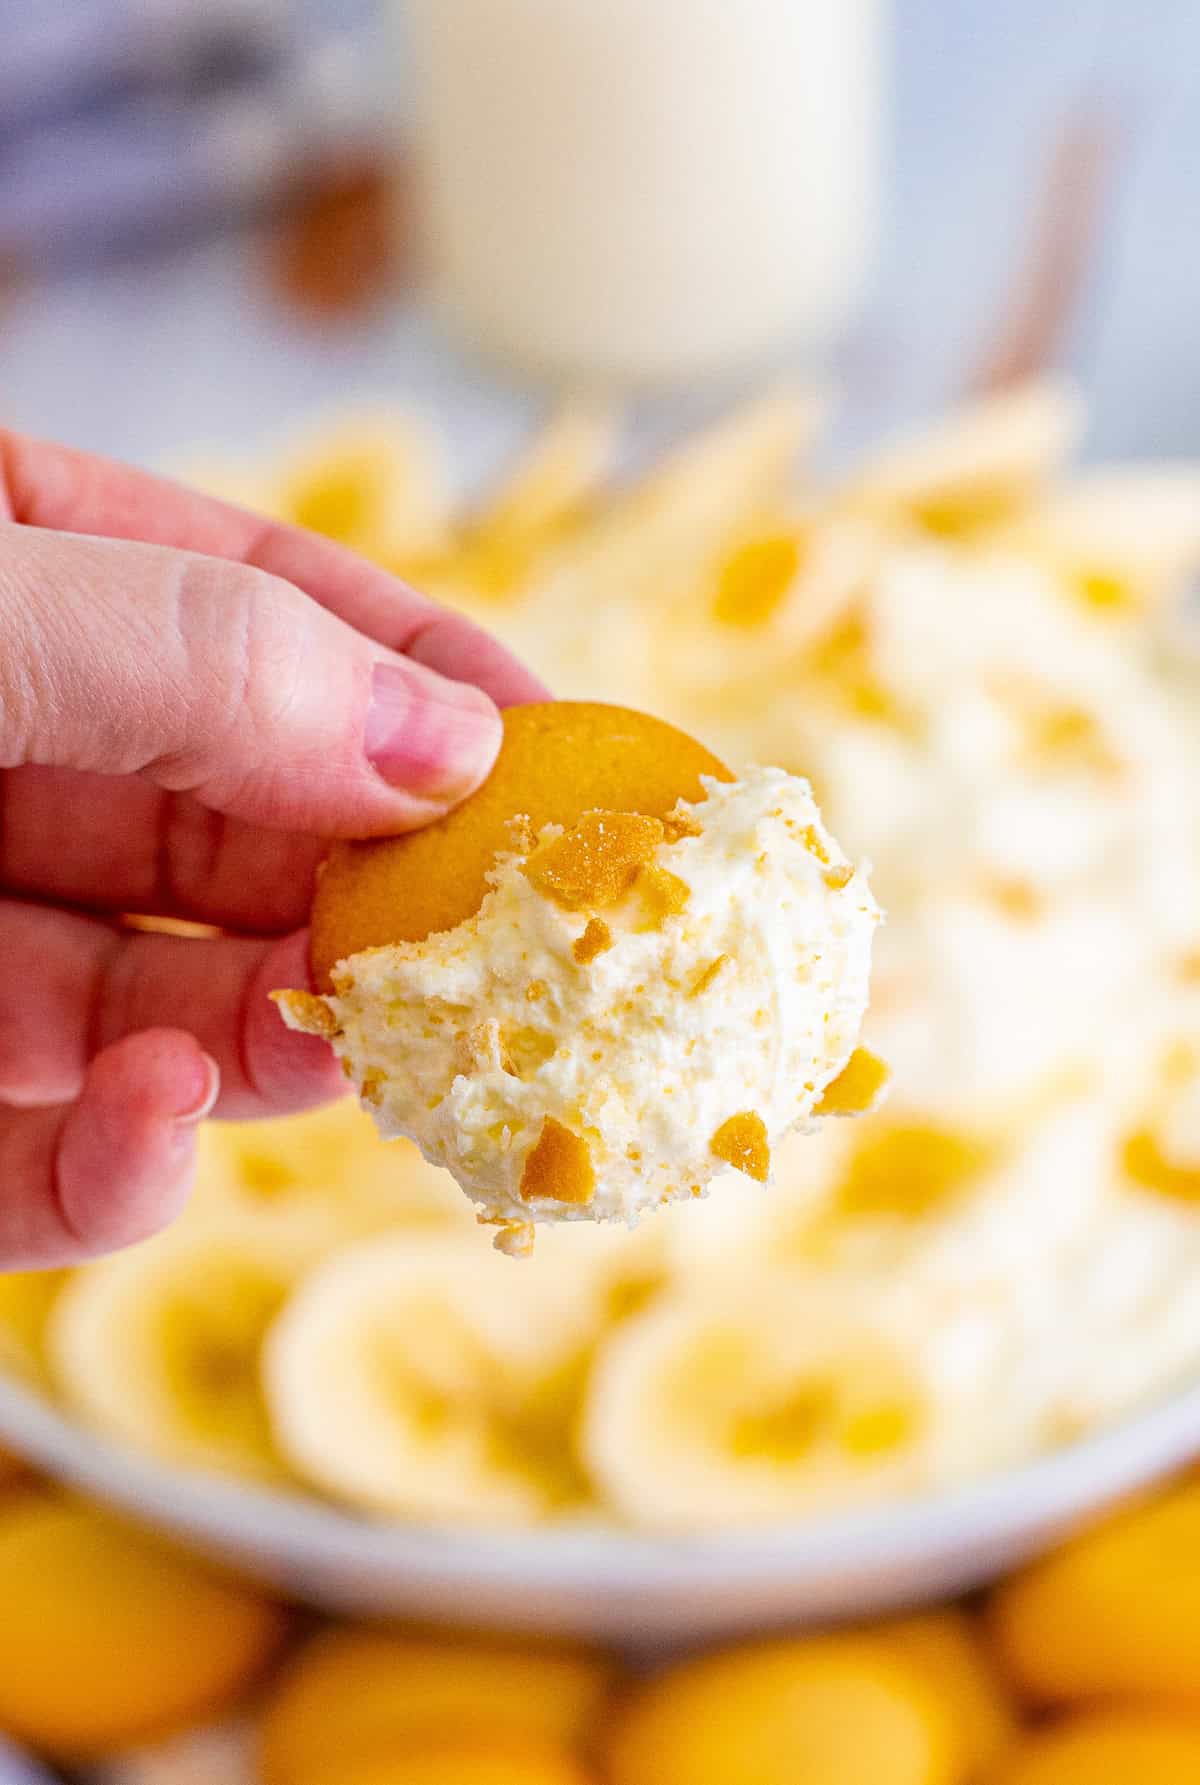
583, 1285, 988, 1530
264, 1233, 609, 1525
272, 412, 451, 561
1002, 464, 1200, 617
547, 1217, 684, 1347
664, 1123, 852, 1287
188, 1099, 470, 1266
841, 380, 1084, 538
444, 402, 620, 600
48, 1228, 301, 1482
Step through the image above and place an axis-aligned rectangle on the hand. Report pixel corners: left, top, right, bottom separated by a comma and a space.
0, 430, 548, 1268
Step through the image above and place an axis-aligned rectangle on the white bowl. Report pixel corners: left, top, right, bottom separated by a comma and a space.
1, 1375, 1198, 1643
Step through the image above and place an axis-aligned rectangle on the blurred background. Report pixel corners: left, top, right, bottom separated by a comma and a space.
1, 0, 1198, 475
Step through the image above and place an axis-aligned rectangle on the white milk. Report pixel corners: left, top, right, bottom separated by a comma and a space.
403, 0, 885, 386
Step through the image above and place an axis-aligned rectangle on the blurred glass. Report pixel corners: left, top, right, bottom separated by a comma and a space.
402, 0, 886, 388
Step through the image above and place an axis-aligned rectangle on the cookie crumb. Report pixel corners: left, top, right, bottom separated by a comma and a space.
814, 1047, 891, 1116
574, 918, 614, 964
710, 1111, 771, 1181
520, 1117, 596, 1205
271, 990, 340, 1039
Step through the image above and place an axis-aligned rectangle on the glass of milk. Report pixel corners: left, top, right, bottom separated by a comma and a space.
402, 0, 886, 387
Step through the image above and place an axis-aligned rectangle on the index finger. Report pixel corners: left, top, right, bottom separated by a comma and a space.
0, 429, 549, 710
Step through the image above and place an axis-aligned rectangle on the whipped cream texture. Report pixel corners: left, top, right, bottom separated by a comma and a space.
278, 769, 881, 1246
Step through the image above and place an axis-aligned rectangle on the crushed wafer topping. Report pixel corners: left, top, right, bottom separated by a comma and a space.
523, 811, 665, 911
519, 1117, 597, 1205
797, 825, 832, 865
270, 990, 340, 1039
710, 1112, 771, 1182
488, 1218, 537, 1258
634, 865, 691, 929
689, 955, 729, 998
662, 808, 704, 843
814, 1047, 892, 1117
573, 918, 614, 964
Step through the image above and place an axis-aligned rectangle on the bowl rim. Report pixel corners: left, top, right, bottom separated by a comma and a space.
2, 1369, 1199, 1592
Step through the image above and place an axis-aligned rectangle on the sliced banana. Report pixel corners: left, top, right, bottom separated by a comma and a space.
48, 1227, 301, 1482
584, 1284, 999, 1530
841, 380, 1084, 537
264, 1232, 609, 1525
459, 401, 620, 590
1003, 463, 1200, 616
188, 1099, 470, 1266
271, 410, 452, 560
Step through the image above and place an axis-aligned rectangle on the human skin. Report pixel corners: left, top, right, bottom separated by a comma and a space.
0, 429, 547, 1269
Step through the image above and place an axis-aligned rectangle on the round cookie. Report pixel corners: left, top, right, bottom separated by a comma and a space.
311, 702, 731, 988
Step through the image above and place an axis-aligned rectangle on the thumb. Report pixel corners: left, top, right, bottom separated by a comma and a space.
0, 523, 503, 836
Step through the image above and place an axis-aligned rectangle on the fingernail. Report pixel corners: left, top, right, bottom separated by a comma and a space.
365, 660, 501, 801
173, 1051, 221, 1128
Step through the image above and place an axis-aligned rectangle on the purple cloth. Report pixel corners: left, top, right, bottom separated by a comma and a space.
0, 7, 378, 268
0, 0, 286, 132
